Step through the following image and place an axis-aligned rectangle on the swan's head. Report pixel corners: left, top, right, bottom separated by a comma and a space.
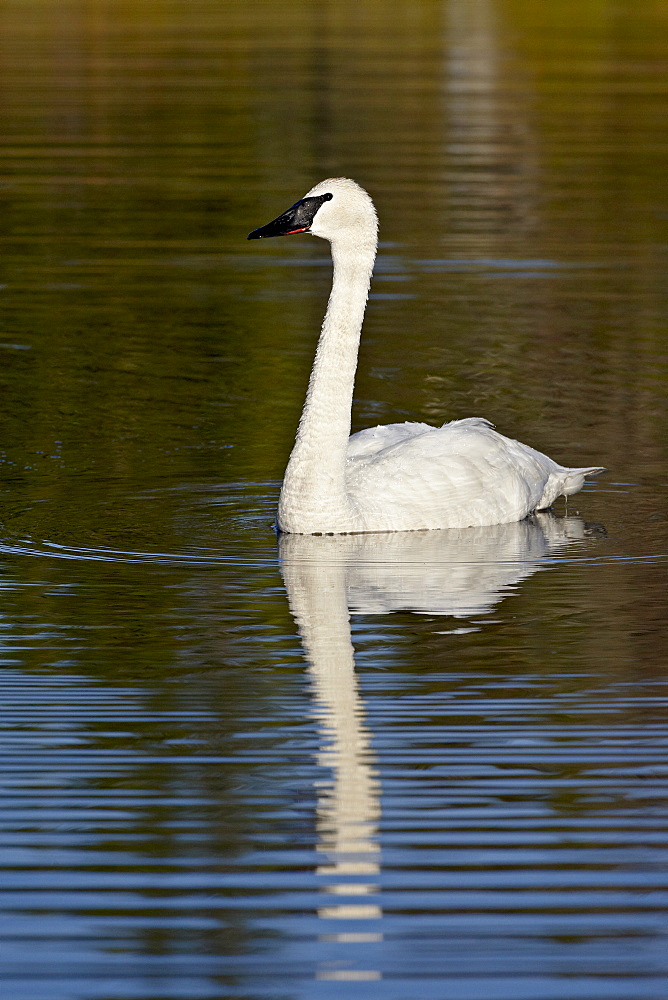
247, 178, 377, 250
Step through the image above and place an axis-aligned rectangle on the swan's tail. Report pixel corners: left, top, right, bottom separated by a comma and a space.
561, 465, 607, 496
538, 465, 606, 509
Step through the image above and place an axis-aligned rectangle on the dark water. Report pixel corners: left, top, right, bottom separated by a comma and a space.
1, 1, 668, 998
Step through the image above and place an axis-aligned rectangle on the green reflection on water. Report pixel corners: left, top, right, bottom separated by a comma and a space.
0, 0, 666, 669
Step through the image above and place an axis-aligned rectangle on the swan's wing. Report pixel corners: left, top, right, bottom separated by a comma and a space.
346, 418, 564, 530
347, 421, 433, 460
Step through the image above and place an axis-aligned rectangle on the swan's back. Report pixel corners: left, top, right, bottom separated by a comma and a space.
345, 417, 604, 532
347, 420, 434, 459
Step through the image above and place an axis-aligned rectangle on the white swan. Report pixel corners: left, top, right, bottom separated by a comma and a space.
248, 177, 604, 534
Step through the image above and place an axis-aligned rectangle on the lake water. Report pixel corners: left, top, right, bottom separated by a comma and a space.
1, 1, 668, 998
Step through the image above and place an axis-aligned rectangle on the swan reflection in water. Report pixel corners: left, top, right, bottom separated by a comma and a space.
279, 513, 597, 977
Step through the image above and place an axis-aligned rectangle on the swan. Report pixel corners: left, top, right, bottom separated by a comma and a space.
248, 177, 604, 534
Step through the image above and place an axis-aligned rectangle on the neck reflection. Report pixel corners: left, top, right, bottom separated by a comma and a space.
280, 541, 382, 928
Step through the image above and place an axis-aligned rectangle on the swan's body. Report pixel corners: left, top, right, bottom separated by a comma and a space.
248, 178, 604, 534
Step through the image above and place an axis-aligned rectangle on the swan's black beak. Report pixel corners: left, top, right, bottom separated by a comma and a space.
247, 193, 333, 239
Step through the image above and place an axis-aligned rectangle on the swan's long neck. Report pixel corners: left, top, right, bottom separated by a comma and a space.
278, 238, 376, 533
